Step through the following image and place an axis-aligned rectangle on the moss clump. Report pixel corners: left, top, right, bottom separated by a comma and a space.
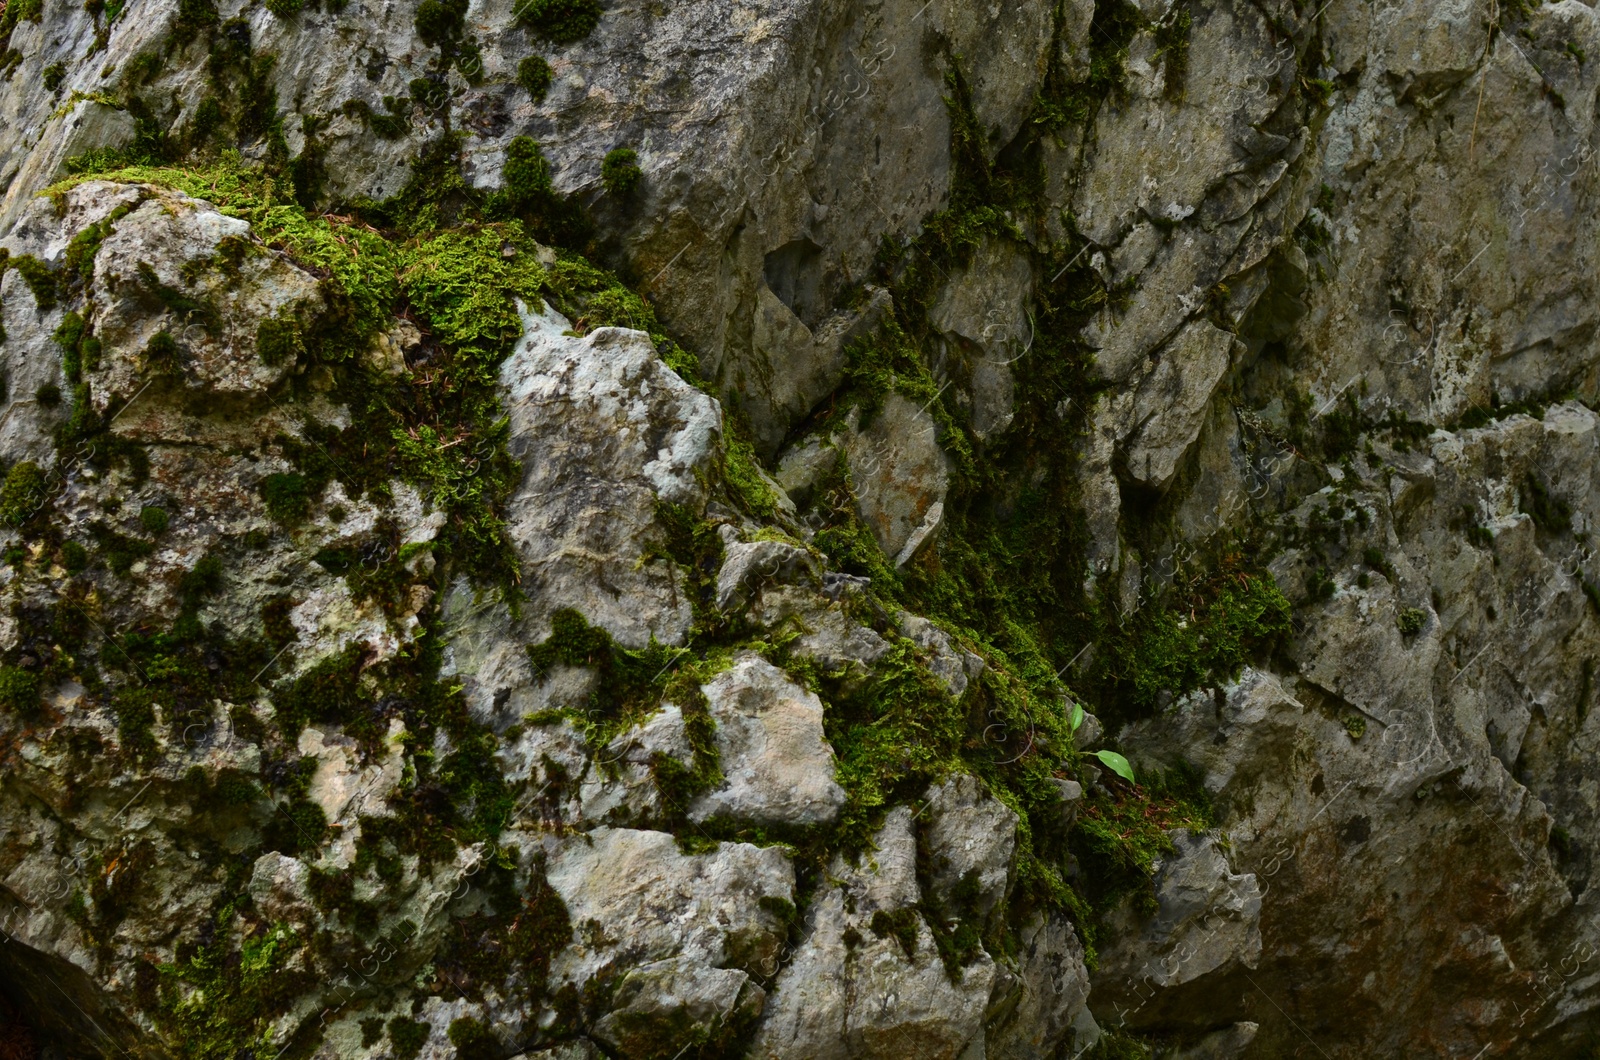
517, 55, 553, 100
139, 505, 170, 534
155, 914, 312, 1059
1094, 569, 1292, 722
262, 0, 303, 16
0, 460, 48, 526
601, 146, 641, 196
0, 665, 42, 716
388, 1016, 429, 1060
259, 471, 313, 524
1396, 606, 1426, 636
13, 255, 58, 310
414, 0, 467, 47
723, 435, 778, 517
42, 62, 65, 91
869, 907, 921, 959
256, 315, 304, 366
59, 540, 89, 572
516, 0, 601, 43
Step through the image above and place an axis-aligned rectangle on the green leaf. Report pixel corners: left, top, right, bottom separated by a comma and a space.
1094, 749, 1135, 783
1068, 700, 1084, 733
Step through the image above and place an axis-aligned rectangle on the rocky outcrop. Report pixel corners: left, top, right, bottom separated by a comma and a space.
5, 0, 1600, 1053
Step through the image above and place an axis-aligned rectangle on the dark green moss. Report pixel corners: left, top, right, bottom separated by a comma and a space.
259, 471, 313, 524
414, 0, 467, 47
0, 665, 42, 717
387, 1016, 429, 1060
601, 146, 641, 196
516, 0, 601, 43
42, 61, 65, 91
139, 505, 169, 535
517, 54, 553, 100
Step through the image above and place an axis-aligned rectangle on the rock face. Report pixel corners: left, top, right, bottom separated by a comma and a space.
5, 0, 1600, 1055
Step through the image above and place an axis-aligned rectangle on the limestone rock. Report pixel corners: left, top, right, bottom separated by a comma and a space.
920, 774, 1018, 926
843, 395, 950, 564
592, 956, 766, 1059
500, 303, 721, 649
747, 808, 995, 1060
689, 653, 847, 827
541, 827, 794, 990
986, 910, 1092, 1060
715, 537, 821, 612
1121, 320, 1236, 489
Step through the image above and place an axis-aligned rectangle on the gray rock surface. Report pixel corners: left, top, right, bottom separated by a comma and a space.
689, 653, 846, 827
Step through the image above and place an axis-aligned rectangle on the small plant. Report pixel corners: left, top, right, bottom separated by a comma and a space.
139, 505, 169, 534
1094, 748, 1136, 783
518, 55, 553, 101
1396, 606, 1426, 636
1343, 714, 1366, 739
516, 0, 601, 43
1306, 567, 1336, 602
601, 146, 641, 195
42, 62, 65, 91
34, 382, 61, 406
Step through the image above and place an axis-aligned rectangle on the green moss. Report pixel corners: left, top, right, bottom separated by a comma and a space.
387, 1016, 429, 1060
1396, 606, 1426, 636
601, 146, 641, 196
0, 665, 42, 716
59, 539, 89, 572
869, 907, 921, 959
262, 0, 303, 16
155, 913, 312, 1059
414, 0, 466, 46
517, 55, 553, 100
723, 435, 778, 517
42, 62, 65, 91
139, 504, 170, 534
13, 255, 58, 310
516, 0, 601, 43
447, 1017, 497, 1060
0, 460, 47, 526
341, 97, 409, 140
259, 471, 313, 524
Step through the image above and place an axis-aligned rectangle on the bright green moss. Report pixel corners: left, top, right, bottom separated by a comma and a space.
13, 255, 58, 310
156, 915, 311, 1060
0, 460, 48, 526
723, 435, 778, 517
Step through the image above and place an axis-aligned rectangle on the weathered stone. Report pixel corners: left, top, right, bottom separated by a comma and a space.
843, 395, 950, 564
690, 653, 846, 827
747, 808, 995, 1060
1121, 320, 1236, 489
500, 303, 721, 649
541, 827, 794, 990
986, 910, 1092, 1060
920, 774, 1018, 926
715, 537, 820, 612
592, 956, 765, 1059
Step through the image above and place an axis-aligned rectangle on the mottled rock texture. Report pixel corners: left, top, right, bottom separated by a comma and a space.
0, 0, 1598, 1056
